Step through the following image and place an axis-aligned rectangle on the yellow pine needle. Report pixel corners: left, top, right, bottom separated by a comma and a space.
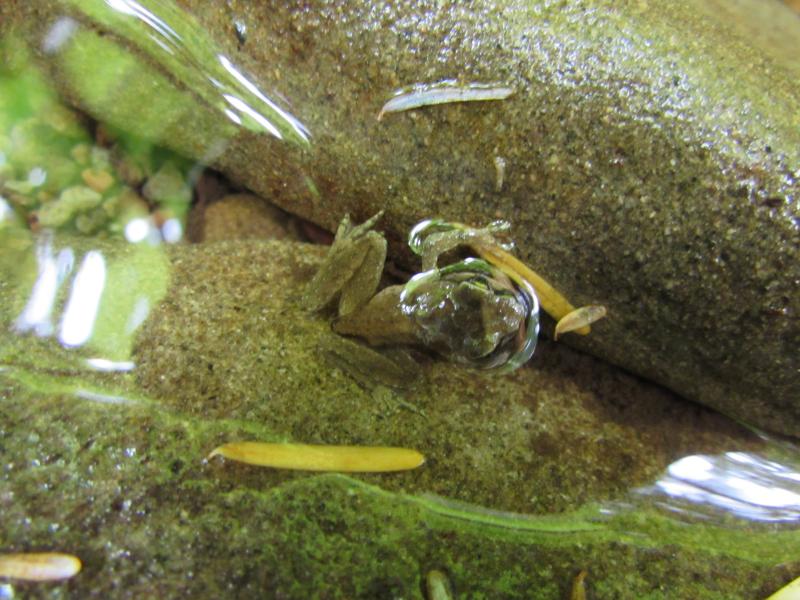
555, 305, 607, 340
208, 441, 425, 473
473, 244, 591, 334
766, 575, 800, 600
570, 570, 588, 600
0, 552, 82, 581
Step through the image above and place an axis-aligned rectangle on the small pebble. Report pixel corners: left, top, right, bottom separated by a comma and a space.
143, 162, 190, 205
81, 168, 114, 193
90, 147, 111, 170
196, 193, 295, 242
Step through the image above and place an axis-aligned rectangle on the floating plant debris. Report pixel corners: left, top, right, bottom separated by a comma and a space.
378, 80, 514, 120
554, 305, 607, 340
208, 441, 425, 472
0, 552, 82, 581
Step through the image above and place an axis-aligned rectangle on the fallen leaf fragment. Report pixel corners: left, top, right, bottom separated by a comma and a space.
554, 305, 607, 340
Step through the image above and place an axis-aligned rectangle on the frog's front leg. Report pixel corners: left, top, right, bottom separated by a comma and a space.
332, 285, 418, 346
304, 212, 387, 315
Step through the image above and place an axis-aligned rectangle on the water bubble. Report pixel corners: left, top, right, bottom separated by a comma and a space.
400, 257, 539, 371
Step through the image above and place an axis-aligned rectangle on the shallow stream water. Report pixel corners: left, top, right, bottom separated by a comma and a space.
1, 1, 799, 598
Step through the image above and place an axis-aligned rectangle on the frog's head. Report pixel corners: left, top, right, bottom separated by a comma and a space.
400, 258, 539, 371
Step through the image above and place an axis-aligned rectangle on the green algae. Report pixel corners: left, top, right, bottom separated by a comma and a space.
55, 28, 236, 156
0, 367, 796, 598
0, 229, 169, 365
0, 372, 800, 598
61, 0, 310, 147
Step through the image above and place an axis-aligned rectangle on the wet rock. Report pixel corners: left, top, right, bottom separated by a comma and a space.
0, 230, 797, 597
191, 193, 298, 242
1, 1, 798, 435
0, 231, 761, 514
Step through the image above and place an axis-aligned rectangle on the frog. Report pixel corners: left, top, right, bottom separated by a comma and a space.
304, 212, 545, 388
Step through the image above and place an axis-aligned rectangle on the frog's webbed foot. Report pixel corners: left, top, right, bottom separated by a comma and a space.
335, 210, 385, 242
318, 334, 420, 390
409, 218, 512, 271
304, 212, 387, 315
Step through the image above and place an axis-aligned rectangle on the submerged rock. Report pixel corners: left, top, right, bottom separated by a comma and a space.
190, 193, 299, 243
0, 231, 797, 597
0, 2, 798, 431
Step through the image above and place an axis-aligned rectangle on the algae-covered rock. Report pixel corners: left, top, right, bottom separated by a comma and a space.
0, 230, 797, 597
1, 0, 796, 434
36, 185, 101, 227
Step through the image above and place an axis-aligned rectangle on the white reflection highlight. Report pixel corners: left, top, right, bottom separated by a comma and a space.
0, 196, 13, 222
124, 217, 151, 243
219, 55, 310, 143
126, 296, 150, 334
15, 234, 74, 337
223, 108, 242, 125
75, 388, 138, 405
639, 450, 800, 523
86, 358, 136, 372
223, 94, 282, 139
42, 17, 78, 54
28, 167, 47, 187
58, 251, 106, 347
106, 0, 181, 46
161, 217, 183, 243
148, 32, 175, 55
668, 455, 714, 482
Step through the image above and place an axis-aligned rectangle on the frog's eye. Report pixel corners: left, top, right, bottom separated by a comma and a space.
399, 258, 539, 371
